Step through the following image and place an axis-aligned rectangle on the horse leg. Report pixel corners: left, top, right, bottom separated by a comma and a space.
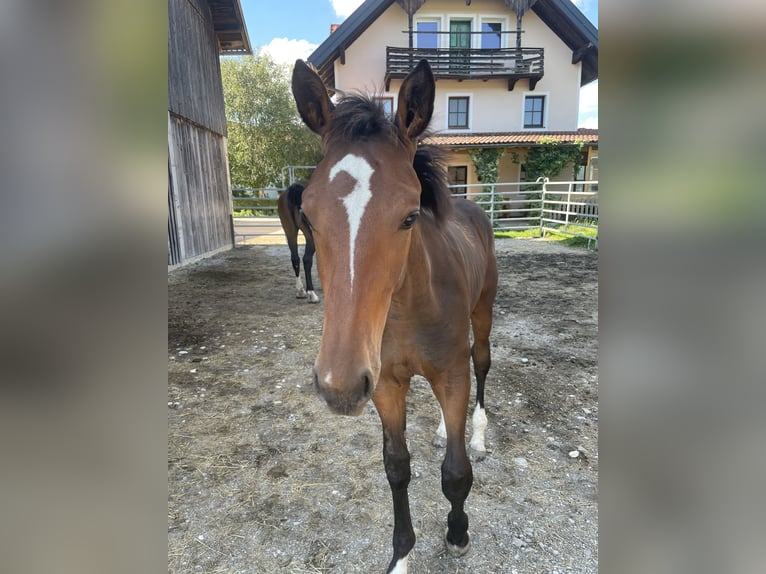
302, 234, 319, 303
286, 233, 307, 298
372, 376, 415, 574
469, 293, 494, 458
430, 364, 473, 556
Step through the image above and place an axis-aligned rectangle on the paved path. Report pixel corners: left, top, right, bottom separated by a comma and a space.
233, 217, 306, 246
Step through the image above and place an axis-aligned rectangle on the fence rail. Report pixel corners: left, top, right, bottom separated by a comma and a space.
231, 178, 598, 249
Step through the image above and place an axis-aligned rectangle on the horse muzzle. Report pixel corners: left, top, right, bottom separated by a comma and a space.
312, 366, 375, 416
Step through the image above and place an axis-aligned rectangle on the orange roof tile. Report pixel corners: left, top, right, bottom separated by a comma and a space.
422, 128, 597, 147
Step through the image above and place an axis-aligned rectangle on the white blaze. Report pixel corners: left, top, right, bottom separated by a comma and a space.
328, 154, 375, 293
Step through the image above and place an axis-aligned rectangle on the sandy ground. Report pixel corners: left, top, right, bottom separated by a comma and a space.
168, 237, 598, 573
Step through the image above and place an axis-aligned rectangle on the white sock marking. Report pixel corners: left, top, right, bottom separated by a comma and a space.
307, 290, 319, 303
328, 154, 375, 294
470, 404, 488, 452
436, 409, 447, 440
389, 554, 408, 574
295, 275, 307, 297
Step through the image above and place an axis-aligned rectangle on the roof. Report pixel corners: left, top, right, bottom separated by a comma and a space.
422, 128, 598, 148
308, 0, 597, 88
208, 0, 252, 54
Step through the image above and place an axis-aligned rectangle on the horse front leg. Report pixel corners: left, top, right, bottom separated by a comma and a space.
431, 365, 473, 556
373, 376, 415, 573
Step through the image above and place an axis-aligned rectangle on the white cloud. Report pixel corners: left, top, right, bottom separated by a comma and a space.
259, 38, 318, 66
330, 0, 365, 19
578, 80, 598, 128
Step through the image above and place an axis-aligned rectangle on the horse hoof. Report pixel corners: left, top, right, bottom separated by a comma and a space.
307, 291, 319, 304
444, 530, 470, 557
296, 291, 308, 299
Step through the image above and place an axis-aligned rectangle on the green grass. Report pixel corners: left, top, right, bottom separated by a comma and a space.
494, 224, 598, 249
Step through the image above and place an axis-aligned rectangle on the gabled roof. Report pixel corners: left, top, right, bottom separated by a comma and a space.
208, 0, 252, 54
423, 128, 598, 148
308, 0, 597, 88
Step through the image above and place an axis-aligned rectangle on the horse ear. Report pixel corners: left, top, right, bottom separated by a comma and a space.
292, 60, 335, 136
396, 59, 435, 143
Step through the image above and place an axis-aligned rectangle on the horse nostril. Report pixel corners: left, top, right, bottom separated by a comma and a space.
362, 370, 373, 399
312, 368, 320, 390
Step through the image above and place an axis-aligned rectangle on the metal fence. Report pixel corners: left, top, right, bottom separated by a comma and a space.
231, 176, 598, 249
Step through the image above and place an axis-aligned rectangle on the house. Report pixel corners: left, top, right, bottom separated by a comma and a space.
307, 0, 597, 188
168, 0, 251, 267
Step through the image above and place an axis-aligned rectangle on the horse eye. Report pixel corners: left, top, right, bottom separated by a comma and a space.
401, 211, 419, 230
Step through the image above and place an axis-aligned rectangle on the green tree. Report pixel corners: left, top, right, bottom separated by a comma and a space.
221, 54, 323, 189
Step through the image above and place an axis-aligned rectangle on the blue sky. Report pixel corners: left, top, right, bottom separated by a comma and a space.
238, 0, 598, 128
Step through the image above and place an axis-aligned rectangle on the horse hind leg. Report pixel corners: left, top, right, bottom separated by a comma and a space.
287, 235, 307, 298
469, 290, 495, 459
302, 234, 319, 303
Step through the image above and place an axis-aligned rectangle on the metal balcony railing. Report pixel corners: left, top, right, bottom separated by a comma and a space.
385, 46, 544, 90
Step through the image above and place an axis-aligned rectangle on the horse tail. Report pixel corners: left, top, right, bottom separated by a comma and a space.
286, 180, 307, 211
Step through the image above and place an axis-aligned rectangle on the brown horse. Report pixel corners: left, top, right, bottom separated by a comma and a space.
277, 180, 319, 303
291, 59, 497, 573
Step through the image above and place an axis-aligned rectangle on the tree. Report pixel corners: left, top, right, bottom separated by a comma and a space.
220, 54, 323, 189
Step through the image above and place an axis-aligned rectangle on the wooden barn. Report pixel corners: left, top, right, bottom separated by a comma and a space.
168, 0, 251, 267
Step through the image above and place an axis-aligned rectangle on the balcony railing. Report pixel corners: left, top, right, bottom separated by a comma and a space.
385, 46, 544, 91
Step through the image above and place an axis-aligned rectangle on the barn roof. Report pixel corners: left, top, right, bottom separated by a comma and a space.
307, 0, 597, 88
208, 0, 252, 54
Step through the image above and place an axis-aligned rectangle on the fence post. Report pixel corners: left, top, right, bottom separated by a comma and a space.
537, 177, 548, 238
489, 184, 496, 226
565, 182, 572, 230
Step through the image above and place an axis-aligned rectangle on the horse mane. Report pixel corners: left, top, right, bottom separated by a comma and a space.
413, 143, 453, 225
327, 94, 453, 225
326, 94, 399, 144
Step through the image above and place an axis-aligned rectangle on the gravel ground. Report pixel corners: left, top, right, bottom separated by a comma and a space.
168, 238, 598, 573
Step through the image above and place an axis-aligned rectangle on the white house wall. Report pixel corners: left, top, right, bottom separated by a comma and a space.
334, 0, 581, 132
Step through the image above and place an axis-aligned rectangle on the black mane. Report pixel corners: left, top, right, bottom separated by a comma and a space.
413, 143, 453, 224
326, 94, 399, 144
327, 94, 453, 224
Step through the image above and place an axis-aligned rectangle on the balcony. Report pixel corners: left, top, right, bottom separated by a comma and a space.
385, 46, 544, 91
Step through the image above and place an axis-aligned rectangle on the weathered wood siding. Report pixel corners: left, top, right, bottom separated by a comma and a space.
168, 0, 226, 134
168, 0, 232, 266
168, 114, 232, 264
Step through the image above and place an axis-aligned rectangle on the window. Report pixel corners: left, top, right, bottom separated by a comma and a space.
416, 20, 439, 49
448, 96, 469, 129
524, 95, 545, 128
448, 166, 467, 187
374, 97, 393, 118
481, 22, 502, 49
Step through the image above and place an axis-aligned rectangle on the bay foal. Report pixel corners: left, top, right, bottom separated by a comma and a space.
291, 59, 497, 573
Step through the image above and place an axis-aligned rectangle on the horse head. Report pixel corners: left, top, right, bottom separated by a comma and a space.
291, 59, 435, 415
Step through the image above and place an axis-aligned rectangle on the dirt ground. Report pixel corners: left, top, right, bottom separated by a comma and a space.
168, 238, 598, 574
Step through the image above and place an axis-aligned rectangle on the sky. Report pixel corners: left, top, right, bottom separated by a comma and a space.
238, 0, 598, 128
